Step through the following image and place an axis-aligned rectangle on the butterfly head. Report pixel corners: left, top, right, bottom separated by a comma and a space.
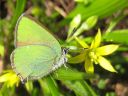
62, 48, 69, 55
61, 48, 69, 63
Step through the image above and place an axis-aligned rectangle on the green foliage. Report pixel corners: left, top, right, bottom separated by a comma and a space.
61, 0, 128, 25
52, 67, 96, 80
44, 76, 60, 96
11, 0, 27, 29
62, 80, 97, 96
104, 29, 128, 45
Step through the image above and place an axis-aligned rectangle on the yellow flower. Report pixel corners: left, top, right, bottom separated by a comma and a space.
0, 70, 20, 87
69, 29, 119, 73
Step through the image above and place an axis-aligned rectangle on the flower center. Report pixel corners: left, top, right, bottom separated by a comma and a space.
88, 49, 98, 64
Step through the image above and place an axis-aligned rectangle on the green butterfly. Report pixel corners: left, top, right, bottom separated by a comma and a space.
10, 14, 68, 83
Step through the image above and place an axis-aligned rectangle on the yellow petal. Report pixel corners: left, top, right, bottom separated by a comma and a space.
85, 57, 94, 73
90, 29, 101, 49
68, 53, 86, 64
0, 72, 13, 82
96, 44, 119, 56
98, 56, 117, 72
75, 37, 89, 48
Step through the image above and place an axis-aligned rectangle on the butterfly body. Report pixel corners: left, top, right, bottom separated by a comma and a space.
10, 14, 67, 83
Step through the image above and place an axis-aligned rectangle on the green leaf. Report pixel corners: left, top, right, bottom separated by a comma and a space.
61, 0, 128, 25
96, 44, 119, 56
91, 29, 101, 48
45, 76, 60, 96
75, 37, 89, 48
98, 56, 117, 72
105, 15, 125, 33
0, 83, 15, 96
52, 67, 96, 80
80, 81, 97, 96
25, 81, 33, 94
38, 79, 51, 96
118, 46, 128, 51
11, 0, 27, 29
62, 80, 97, 96
104, 29, 128, 45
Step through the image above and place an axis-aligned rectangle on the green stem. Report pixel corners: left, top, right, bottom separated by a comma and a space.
105, 13, 125, 34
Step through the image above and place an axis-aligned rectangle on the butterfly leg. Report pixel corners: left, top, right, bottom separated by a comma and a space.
63, 57, 68, 69
20, 77, 28, 84
64, 63, 68, 69
22, 77, 28, 84
17, 73, 27, 84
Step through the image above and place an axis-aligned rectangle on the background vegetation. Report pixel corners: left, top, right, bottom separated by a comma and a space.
0, 0, 128, 96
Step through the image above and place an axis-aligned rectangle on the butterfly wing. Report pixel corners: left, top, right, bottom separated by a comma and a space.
11, 45, 57, 80
15, 15, 61, 57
